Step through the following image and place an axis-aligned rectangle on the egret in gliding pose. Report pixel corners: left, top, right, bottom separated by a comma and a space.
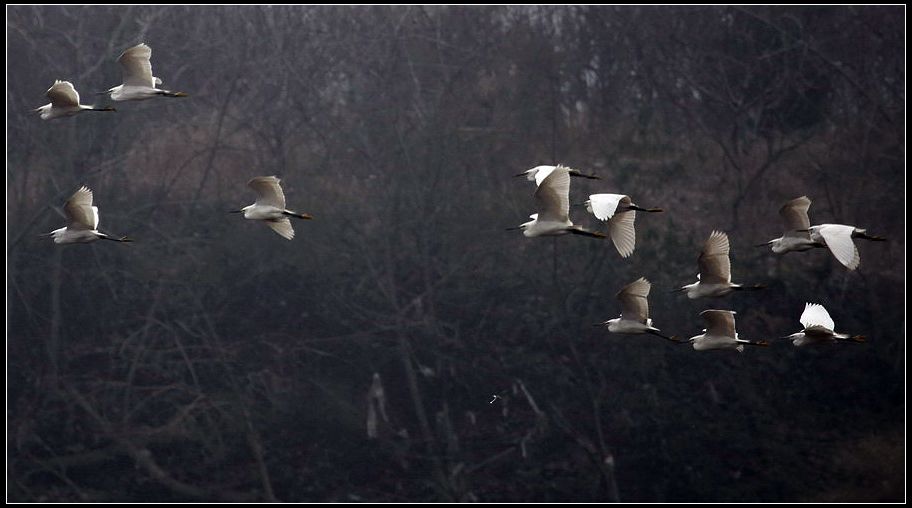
596, 277, 677, 342
515, 164, 599, 184
782, 303, 865, 347
676, 230, 765, 299
41, 186, 131, 244
510, 165, 605, 239
584, 193, 663, 258
34, 80, 115, 120
231, 176, 313, 240
101, 43, 188, 101
687, 310, 769, 352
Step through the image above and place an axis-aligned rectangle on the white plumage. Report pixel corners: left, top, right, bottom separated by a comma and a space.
34, 80, 115, 120
103, 43, 188, 101
232, 176, 313, 240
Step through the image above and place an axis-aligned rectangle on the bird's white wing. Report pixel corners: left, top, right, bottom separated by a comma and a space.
534, 166, 570, 222
780, 196, 811, 238
46, 80, 81, 107
248, 175, 286, 209
267, 218, 294, 240
586, 193, 626, 221
64, 186, 97, 230
700, 309, 736, 338
609, 205, 636, 258
799, 303, 835, 333
697, 230, 731, 284
816, 224, 860, 270
532, 165, 557, 187
118, 43, 155, 87
618, 277, 650, 322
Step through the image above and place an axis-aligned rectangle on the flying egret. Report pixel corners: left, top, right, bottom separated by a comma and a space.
687, 310, 769, 352
596, 277, 677, 342
34, 80, 115, 120
805, 224, 886, 271
757, 196, 819, 253
231, 176, 313, 240
515, 164, 599, 184
782, 303, 865, 347
510, 165, 605, 238
676, 231, 765, 298
41, 186, 131, 244
585, 193, 663, 258
101, 43, 188, 101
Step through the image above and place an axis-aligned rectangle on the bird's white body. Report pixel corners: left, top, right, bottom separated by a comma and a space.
679, 231, 762, 299
519, 213, 577, 237
234, 176, 312, 240
784, 303, 863, 347
600, 277, 674, 341
242, 204, 286, 221
764, 196, 819, 253
680, 279, 741, 299
515, 166, 604, 239
688, 310, 765, 352
104, 43, 186, 101
35, 81, 113, 120
43, 186, 129, 244
517, 164, 596, 183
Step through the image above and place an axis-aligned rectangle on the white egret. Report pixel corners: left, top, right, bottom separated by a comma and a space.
510, 165, 605, 238
231, 176, 312, 240
782, 303, 865, 347
596, 277, 677, 342
687, 310, 768, 352
756, 196, 818, 253
676, 230, 765, 298
806, 224, 886, 271
41, 186, 131, 244
34, 80, 115, 120
585, 193, 663, 258
101, 43, 188, 101
515, 164, 598, 184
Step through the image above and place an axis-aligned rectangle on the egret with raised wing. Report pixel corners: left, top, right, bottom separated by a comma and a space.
783, 303, 865, 347
101, 43, 188, 101
42, 186, 131, 244
34, 80, 115, 120
687, 310, 768, 352
757, 196, 818, 253
231, 176, 312, 240
597, 277, 677, 342
677, 230, 765, 298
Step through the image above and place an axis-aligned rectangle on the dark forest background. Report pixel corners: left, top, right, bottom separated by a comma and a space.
6, 5, 905, 502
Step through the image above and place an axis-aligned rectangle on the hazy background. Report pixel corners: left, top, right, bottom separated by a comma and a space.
6, 5, 904, 502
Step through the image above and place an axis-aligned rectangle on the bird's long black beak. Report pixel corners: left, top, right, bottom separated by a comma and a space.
228, 210, 243, 214
505, 226, 521, 231
513, 172, 528, 177
754, 241, 772, 247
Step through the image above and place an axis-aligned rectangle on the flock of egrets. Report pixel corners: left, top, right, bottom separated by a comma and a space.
37, 43, 883, 352
510, 164, 881, 351
37, 43, 315, 242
